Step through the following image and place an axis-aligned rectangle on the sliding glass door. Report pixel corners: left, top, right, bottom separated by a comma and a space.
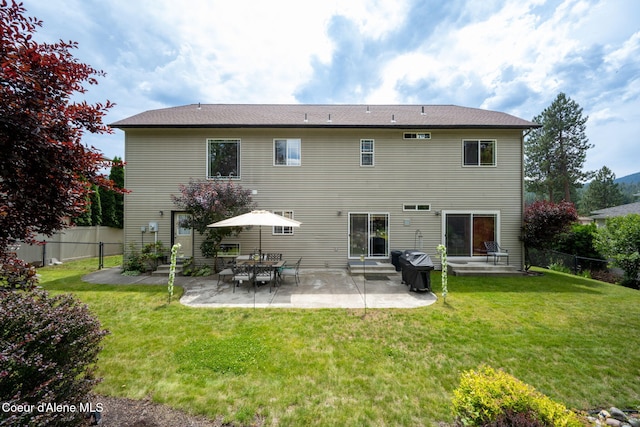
349, 213, 389, 258
445, 212, 497, 257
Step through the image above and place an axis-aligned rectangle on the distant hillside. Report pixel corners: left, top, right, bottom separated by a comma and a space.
615, 172, 640, 184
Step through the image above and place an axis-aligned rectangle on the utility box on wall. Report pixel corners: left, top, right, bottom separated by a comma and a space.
148, 222, 158, 233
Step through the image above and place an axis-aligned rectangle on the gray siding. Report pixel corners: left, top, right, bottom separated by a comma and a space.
123, 127, 524, 269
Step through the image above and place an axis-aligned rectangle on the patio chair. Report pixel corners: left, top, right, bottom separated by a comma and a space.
254, 265, 277, 292
265, 253, 282, 261
232, 264, 253, 293
216, 257, 234, 285
483, 241, 509, 265
280, 258, 301, 286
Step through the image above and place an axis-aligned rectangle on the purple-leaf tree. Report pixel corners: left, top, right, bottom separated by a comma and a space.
172, 179, 255, 266
522, 200, 578, 270
0, 0, 119, 289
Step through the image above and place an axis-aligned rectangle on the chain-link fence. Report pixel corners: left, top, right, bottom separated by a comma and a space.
527, 248, 622, 283
16, 240, 123, 270
528, 248, 608, 274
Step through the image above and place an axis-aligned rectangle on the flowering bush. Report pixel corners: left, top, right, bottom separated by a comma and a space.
436, 244, 448, 301
168, 243, 181, 302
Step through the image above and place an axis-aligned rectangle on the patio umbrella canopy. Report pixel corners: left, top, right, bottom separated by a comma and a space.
207, 210, 301, 255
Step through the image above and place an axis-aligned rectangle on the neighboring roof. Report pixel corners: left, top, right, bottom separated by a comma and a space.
110, 104, 539, 130
591, 202, 640, 219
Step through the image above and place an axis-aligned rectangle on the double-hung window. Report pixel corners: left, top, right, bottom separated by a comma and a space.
272, 210, 295, 235
207, 139, 240, 178
463, 140, 496, 166
360, 139, 374, 166
274, 139, 301, 166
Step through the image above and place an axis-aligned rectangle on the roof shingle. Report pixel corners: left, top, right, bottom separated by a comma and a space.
591, 202, 640, 219
110, 104, 538, 129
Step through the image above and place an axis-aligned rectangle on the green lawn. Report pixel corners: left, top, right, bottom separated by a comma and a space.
39, 257, 640, 426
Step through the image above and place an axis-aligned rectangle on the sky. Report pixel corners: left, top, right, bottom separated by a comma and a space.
23, 0, 640, 179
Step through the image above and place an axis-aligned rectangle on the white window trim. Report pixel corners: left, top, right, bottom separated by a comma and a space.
348, 212, 390, 259
440, 210, 501, 258
462, 139, 497, 167
403, 132, 431, 140
403, 204, 431, 212
273, 138, 302, 166
206, 138, 241, 179
360, 139, 375, 167
272, 210, 295, 235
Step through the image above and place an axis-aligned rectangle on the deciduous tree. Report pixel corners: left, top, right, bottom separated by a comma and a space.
525, 93, 593, 202
172, 179, 255, 265
594, 214, 640, 288
0, 0, 116, 276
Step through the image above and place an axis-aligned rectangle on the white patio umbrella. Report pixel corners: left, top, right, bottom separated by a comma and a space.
207, 210, 302, 256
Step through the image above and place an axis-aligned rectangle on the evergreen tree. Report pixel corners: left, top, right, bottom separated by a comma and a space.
74, 194, 92, 226
579, 166, 624, 214
525, 93, 593, 202
110, 156, 125, 228
89, 184, 102, 225
101, 157, 124, 228
99, 185, 117, 227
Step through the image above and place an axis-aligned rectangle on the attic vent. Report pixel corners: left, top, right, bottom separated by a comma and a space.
403, 132, 431, 140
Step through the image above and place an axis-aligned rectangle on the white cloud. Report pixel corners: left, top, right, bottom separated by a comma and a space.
20, 0, 640, 177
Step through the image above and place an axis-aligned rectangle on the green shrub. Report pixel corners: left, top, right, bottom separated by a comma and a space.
182, 257, 212, 277
452, 366, 583, 427
123, 242, 145, 273
123, 241, 167, 273
0, 289, 108, 426
548, 261, 572, 274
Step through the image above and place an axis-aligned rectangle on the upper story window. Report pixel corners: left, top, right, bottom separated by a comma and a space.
403, 204, 431, 211
207, 139, 240, 179
463, 140, 496, 166
360, 139, 374, 166
403, 132, 431, 140
274, 139, 301, 166
272, 210, 295, 235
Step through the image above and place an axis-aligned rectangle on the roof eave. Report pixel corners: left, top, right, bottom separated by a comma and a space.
109, 123, 540, 130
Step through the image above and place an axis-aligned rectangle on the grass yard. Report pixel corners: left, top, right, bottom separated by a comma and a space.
39, 257, 640, 426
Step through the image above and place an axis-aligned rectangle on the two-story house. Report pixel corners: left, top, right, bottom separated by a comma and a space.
111, 104, 537, 269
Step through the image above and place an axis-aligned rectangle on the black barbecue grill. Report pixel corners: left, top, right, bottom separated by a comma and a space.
399, 250, 434, 292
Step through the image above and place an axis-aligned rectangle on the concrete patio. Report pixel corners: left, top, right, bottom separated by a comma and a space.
83, 267, 438, 309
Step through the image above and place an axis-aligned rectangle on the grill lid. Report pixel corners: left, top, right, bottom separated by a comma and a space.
401, 251, 434, 266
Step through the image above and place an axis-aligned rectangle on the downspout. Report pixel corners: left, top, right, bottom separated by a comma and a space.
521, 128, 533, 271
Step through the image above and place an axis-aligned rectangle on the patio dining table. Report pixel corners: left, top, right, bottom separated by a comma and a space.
234, 257, 285, 291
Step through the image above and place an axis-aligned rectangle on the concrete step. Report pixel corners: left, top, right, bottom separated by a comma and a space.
151, 264, 183, 277
448, 261, 523, 277
347, 261, 398, 275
